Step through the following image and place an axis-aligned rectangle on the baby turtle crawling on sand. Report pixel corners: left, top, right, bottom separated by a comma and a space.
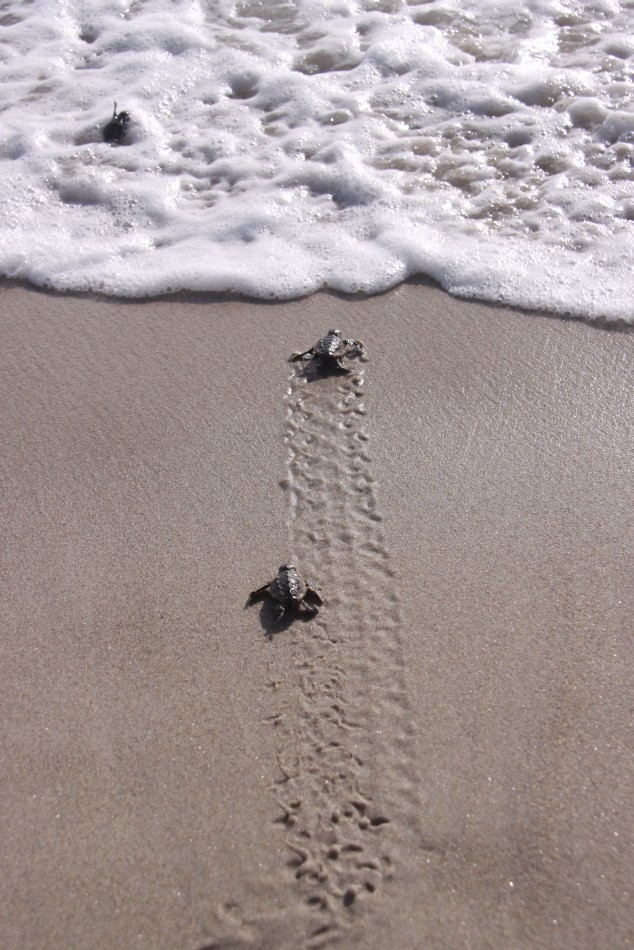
290, 329, 365, 371
103, 102, 131, 144
247, 564, 323, 620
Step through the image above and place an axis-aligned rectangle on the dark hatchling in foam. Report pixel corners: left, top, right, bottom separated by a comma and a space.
103, 102, 131, 144
246, 564, 323, 621
290, 329, 365, 372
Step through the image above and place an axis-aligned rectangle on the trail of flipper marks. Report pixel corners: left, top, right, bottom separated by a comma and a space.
266, 360, 419, 948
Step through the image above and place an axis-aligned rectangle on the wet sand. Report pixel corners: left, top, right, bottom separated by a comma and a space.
1, 281, 632, 950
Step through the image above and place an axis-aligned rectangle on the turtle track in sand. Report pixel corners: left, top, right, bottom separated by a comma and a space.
263, 361, 419, 948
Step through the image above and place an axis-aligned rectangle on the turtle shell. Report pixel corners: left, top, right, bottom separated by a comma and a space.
315, 331, 345, 357
271, 564, 305, 603
104, 111, 130, 143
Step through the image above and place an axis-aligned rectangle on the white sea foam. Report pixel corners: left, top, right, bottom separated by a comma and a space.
0, 0, 633, 321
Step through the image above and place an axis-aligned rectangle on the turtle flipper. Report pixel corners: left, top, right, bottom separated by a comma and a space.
304, 584, 324, 606
246, 583, 270, 606
290, 349, 315, 362
345, 339, 365, 357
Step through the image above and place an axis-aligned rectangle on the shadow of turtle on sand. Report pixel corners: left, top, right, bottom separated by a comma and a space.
293, 359, 357, 384
248, 596, 319, 639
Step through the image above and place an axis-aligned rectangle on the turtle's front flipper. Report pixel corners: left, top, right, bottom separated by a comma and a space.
246, 584, 270, 606
345, 339, 365, 357
289, 349, 314, 362
304, 584, 324, 606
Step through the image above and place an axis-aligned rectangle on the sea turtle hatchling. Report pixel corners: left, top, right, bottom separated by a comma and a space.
246, 564, 324, 620
290, 329, 365, 371
103, 102, 131, 144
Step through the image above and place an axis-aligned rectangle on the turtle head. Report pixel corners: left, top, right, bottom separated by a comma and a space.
279, 563, 294, 572
327, 329, 341, 336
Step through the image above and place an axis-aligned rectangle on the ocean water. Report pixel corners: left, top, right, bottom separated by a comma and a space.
0, 0, 633, 321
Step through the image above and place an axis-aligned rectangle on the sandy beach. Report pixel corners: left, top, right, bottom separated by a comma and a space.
1, 280, 632, 950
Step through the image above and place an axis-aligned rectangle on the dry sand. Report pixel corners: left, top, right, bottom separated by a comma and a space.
1, 280, 632, 950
